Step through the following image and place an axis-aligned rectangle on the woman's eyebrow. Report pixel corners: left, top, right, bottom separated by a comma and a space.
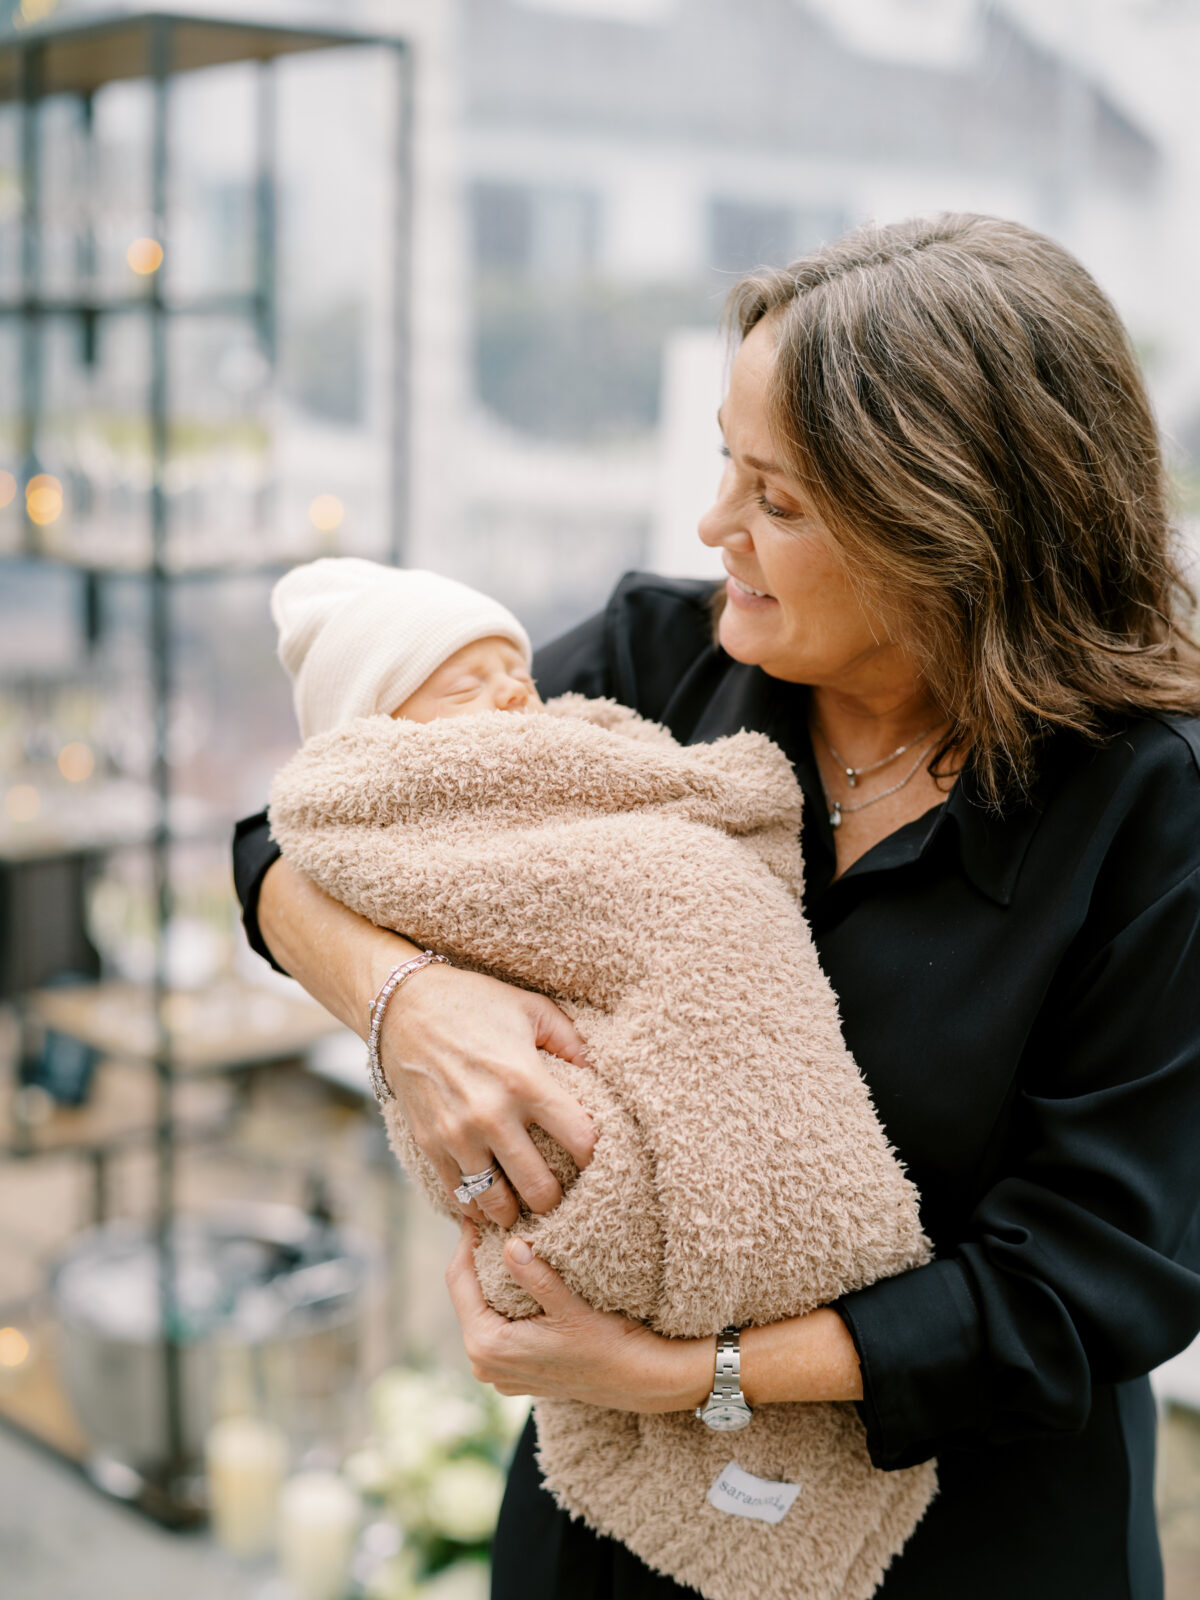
715, 408, 786, 477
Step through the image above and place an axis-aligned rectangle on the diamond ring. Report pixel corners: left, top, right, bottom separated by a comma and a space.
454, 1163, 500, 1205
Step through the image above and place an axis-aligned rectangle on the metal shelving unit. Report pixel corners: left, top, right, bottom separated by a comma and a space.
0, 7, 413, 1521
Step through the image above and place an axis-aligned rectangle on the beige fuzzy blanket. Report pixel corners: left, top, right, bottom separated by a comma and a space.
269, 695, 937, 1600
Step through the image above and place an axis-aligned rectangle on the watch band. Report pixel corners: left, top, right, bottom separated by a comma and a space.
712, 1326, 743, 1404
695, 1325, 753, 1430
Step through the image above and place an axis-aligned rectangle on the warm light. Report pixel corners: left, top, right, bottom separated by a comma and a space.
308, 494, 344, 534
58, 742, 95, 783
127, 236, 164, 275
17, 0, 58, 26
25, 473, 63, 526
0, 470, 15, 508
4, 784, 40, 822
0, 1327, 30, 1368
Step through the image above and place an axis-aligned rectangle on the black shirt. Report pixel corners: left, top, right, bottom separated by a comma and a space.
234, 573, 1200, 1600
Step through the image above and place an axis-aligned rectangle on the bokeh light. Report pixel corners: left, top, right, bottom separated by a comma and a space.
58, 742, 95, 783
4, 785, 40, 822
17, 0, 58, 26
0, 469, 16, 508
0, 1327, 30, 1369
25, 473, 63, 526
309, 494, 345, 534
127, 236, 164, 275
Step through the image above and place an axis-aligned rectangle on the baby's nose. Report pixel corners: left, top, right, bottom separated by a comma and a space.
494, 676, 532, 711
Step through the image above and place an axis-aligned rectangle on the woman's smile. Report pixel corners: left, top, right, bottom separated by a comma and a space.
725, 570, 777, 607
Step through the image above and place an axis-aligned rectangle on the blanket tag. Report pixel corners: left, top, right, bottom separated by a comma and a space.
707, 1461, 801, 1525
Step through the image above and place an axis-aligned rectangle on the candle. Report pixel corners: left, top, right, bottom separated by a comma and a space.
277, 1470, 360, 1600
205, 1414, 289, 1559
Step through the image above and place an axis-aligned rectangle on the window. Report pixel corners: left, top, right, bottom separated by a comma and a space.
708, 199, 847, 275
470, 182, 600, 280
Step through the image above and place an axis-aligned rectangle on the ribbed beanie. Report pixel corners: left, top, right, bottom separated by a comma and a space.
271, 558, 532, 740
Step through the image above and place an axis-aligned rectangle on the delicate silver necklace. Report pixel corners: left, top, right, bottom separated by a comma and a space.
818, 734, 944, 830
815, 718, 945, 788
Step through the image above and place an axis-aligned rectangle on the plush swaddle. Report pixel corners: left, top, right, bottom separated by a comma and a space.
269, 694, 937, 1600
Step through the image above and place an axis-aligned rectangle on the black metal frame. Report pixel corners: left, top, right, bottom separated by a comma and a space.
0, 5, 414, 1518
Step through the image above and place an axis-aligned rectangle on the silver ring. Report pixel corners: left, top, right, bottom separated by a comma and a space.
454, 1163, 500, 1205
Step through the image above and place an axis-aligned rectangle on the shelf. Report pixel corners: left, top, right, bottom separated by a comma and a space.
0, 11, 398, 100
27, 978, 343, 1074
0, 291, 262, 320
0, 1056, 233, 1160
0, 542, 343, 582
0, 785, 215, 864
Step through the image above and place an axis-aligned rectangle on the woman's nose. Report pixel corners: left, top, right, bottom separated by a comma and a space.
698, 471, 752, 552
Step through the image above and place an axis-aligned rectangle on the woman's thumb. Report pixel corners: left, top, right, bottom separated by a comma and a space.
504, 1237, 575, 1314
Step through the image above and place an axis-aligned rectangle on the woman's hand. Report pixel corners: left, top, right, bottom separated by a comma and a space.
383, 964, 597, 1229
256, 858, 596, 1230
446, 1222, 865, 1410
445, 1221, 715, 1411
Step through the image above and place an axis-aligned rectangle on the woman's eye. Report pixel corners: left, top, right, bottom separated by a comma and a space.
719, 443, 731, 459
757, 494, 790, 520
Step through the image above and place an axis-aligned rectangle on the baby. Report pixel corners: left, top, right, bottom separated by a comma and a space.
271, 557, 541, 737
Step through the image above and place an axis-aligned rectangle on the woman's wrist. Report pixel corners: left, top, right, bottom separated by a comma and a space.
674, 1335, 720, 1412
258, 857, 422, 1036
739, 1308, 863, 1407
623, 1331, 715, 1414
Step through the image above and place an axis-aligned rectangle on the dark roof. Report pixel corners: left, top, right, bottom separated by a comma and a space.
463, 0, 1157, 192
0, 8, 402, 100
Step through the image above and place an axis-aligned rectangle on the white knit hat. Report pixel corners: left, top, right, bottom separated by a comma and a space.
271, 558, 533, 740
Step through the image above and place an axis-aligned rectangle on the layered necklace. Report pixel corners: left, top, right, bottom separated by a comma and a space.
814, 717, 948, 830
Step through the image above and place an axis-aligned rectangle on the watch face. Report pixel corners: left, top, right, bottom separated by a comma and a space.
703, 1403, 752, 1431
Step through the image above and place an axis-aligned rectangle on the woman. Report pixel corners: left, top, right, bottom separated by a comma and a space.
234, 214, 1200, 1598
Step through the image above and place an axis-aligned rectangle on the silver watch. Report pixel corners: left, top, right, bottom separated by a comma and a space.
696, 1326, 753, 1431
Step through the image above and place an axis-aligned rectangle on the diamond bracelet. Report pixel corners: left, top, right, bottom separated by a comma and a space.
366, 950, 450, 1105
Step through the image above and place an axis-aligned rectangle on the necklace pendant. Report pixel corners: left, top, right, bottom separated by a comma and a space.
845, 768, 858, 787
829, 803, 842, 829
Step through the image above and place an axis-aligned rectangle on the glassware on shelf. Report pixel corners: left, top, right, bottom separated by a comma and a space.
0, 99, 20, 303
93, 80, 155, 305
168, 61, 258, 305
167, 316, 273, 569
36, 311, 153, 569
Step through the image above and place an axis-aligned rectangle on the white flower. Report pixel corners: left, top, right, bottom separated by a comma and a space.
381, 1423, 444, 1481
425, 1393, 488, 1448
365, 1548, 422, 1600
343, 1447, 394, 1498
417, 1558, 491, 1600
423, 1458, 506, 1544
370, 1370, 447, 1436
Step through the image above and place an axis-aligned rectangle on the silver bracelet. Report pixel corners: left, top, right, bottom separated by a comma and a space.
365, 950, 449, 1105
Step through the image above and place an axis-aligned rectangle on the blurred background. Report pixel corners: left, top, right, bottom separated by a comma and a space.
1, 2, 1199, 1597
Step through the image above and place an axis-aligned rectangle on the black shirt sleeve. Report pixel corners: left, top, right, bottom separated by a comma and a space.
836, 742, 1200, 1469
232, 809, 288, 974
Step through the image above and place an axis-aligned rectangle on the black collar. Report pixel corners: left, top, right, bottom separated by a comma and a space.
681, 657, 1045, 908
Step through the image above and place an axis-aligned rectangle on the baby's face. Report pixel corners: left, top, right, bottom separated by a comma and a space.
391, 635, 540, 724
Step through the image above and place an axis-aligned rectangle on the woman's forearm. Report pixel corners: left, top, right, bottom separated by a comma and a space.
257, 856, 420, 1036
738, 1308, 863, 1407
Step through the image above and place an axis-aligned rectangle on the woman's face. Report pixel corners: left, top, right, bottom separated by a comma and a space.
698, 317, 910, 695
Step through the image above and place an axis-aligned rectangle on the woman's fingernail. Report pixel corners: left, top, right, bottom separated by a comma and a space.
509, 1238, 533, 1265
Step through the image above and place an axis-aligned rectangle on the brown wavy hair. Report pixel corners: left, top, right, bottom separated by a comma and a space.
725, 212, 1200, 808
